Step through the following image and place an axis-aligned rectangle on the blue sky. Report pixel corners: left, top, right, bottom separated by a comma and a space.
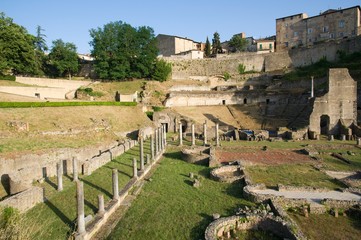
1, 0, 360, 53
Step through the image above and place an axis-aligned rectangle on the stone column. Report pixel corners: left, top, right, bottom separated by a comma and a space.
76, 181, 85, 235
140, 154, 145, 171
139, 135, 144, 169
179, 123, 183, 146
191, 123, 195, 146
112, 169, 119, 200
72, 157, 78, 182
163, 124, 167, 147
155, 129, 159, 155
56, 162, 63, 191
151, 134, 155, 161
215, 123, 219, 147
357, 138, 361, 146
329, 135, 334, 141
98, 195, 105, 216
341, 134, 346, 141
133, 158, 138, 178
203, 121, 207, 146
159, 127, 163, 151
311, 76, 314, 98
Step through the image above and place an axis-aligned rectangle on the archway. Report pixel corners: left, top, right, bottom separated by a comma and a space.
320, 115, 330, 135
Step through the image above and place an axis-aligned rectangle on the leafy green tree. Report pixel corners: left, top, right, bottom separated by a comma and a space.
152, 59, 172, 82
228, 35, 247, 52
212, 32, 222, 54
0, 12, 37, 75
89, 21, 158, 80
35, 25, 48, 52
34, 25, 48, 76
47, 39, 79, 79
204, 37, 211, 57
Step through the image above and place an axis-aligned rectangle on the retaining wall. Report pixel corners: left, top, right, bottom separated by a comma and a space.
0, 187, 44, 213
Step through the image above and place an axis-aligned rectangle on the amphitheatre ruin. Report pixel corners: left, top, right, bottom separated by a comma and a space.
1, 17, 361, 240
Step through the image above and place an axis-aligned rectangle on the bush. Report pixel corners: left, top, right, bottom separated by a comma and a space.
78, 87, 104, 97
152, 59, 172, 82
238, 64, 246, 74
0, 75, 16, 81
152, 106, 165, 112
223, 72, 231, 81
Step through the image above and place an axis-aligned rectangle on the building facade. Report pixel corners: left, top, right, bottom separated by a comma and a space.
276, 6, 361, 51
156, 34, 202, 57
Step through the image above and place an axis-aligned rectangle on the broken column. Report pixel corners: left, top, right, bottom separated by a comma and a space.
203, 121, 207, 146
151, 133, 155, 161
76, 180, 85, 235
191, 123, 195, 146
341, 134, 346, 141
329, 135, 334, 141
179, 122, 183, 146
112, 169, 119, 200
97, 194, 105, 216
56, 162, 63, 191
72, 157, 78, 182
133, 158, 138, 178
215, 123, 219, 147
357, 138, 361, 146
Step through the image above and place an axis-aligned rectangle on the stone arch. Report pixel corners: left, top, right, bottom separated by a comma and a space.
180, 119, 188, 133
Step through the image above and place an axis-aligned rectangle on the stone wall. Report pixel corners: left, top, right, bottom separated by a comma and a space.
0, 187, 44, 213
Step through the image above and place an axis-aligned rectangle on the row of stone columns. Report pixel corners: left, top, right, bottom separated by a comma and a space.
179, 121, 220, 147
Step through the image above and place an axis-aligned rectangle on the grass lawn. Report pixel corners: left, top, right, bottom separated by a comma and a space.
108, 148, 253, 240
245, 163, 346, 189
90, 80, 145, 101
23, 141, 152, 239
319, 148, 361, 171
289, 213, 361, 240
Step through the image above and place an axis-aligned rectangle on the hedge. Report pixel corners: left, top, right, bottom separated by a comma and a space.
0, 75, 16, 81
0, 101, 137, 108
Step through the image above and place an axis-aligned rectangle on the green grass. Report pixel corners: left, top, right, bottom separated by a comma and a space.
0, 101, 136, 108
289, 213, 361, 240
23, 141, 151, 239
108, 148, 253, 240
246, 163, 346, 189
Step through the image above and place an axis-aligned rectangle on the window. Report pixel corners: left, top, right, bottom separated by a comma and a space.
269, 43, 272, 50
323, 26, 329, 33
339, 20, 345, 28
330, 33, 335, 38
352, 30, 356, 35
309, 38, 312, 42
285, 34, 288, 38
259, 44, 263, 50
285, 42, 289, 47
339, 32, 344, 37
294, 32, 298, 37
307, 28, 313, 34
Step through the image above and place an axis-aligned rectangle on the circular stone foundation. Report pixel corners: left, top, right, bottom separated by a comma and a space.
181, 146, 210, 164
210, 165, 244, 183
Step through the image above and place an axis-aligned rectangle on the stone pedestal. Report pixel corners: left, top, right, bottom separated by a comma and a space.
112, 169, 119, 200
56, 162, 63, 191
76, 181, 86, 235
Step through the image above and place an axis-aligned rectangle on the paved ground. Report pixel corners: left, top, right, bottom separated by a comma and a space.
216, 150, 312, 165
252, 188, 361, 202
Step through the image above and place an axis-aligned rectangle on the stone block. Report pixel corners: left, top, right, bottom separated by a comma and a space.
9, 172, 32, 195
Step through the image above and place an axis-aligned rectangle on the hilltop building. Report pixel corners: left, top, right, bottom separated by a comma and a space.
156, 34, 204, 59
276, 5, 361, 51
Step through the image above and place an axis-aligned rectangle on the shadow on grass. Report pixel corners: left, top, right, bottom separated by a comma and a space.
184, 179, 193, 186
45, 199, 74, 228
163, 151, 182, 160
190, 213, 213, 240
198, 168, 211, 178
45, 178, 58, 190
112, 160, 132, 168
104, 166, 132, 178
84, 199, 97, 213
225, 179, 245, 199
81, 178, 112, 199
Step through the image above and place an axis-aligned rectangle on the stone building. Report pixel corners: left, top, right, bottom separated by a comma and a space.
309, 68, 357, 135
276, 5, 361, 51
256, 39, 275, 53
156, 34, 203, 57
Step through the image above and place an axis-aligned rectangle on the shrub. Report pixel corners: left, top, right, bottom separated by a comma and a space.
152, 59, 172, 82
0, 75, 16, 81
238, 64, 246, 74
152, 106, 165, 112
223, 72, 231, 81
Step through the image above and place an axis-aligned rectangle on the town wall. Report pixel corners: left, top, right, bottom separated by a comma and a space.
168, 35, 361, 79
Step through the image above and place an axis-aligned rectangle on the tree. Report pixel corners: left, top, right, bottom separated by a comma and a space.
152, 59, 172, 82
0, 12, 37, 75
212, 32, 222, 54
34, 25, 48, 76
228, 35, 247, 52
204, 37, 211, 57
48, 39, 79, 79
89, 21, 158, 80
